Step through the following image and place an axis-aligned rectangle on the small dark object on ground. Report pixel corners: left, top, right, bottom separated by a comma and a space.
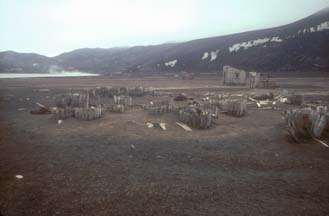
251, 92, 274, 100
174, 94, 188, 101
30, 103, 51, 115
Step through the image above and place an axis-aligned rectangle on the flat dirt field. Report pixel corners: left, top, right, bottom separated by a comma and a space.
0, 76, 329, 216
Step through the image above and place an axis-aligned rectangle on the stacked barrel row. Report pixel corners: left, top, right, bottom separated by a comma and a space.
53, 106, 103, 121
108, 104, 126, 113
55, 93, 89, 108
146, 100, 175, 114
53, 107, 75, 119
74, 106, 103, 121
114, 95, 133, 106
89, 86, 153, 98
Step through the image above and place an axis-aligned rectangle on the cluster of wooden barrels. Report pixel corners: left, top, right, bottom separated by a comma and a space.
53, 106, 103, 121
114, 95, 133, 106
219, 99, 247, 117
284, 106, 329, 141
146, 100, 175, 114
74, 106, 103, 121
89, 86, 129, 98
55, 93, 89, 108
89, 86, 153, 98
178, 106, 214, 129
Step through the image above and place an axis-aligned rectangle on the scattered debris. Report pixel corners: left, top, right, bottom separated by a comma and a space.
33, 89, 50, 92
146, 122, 167, 131
248, 97, 261, 107
18, 108, 26, 111
276, 90, 304, 105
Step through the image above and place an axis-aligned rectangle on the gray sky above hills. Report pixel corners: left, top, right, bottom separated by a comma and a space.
1, 0, 328, 56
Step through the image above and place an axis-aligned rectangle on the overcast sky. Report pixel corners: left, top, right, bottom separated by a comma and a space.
0, 0, 328, 56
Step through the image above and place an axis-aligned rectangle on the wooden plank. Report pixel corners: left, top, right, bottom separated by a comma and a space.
176, 122, 192, 132
159, 123, 167, 131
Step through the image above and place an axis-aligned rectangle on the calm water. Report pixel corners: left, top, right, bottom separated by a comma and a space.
0, 72, 100, 79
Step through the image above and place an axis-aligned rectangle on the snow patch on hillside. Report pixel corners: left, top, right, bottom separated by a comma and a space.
201, 52, 209, 60
165, 59, 177, 67
271, 37, 283, 42
209, 50, 220, 62
298, 21, 329, 35
317, 21, 329, 31
229, 36, 284, 52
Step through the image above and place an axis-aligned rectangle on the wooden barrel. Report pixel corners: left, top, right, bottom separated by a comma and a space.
219, 99, 247, 117
108, 104, 126, 113
178, 106, 214, 129
146, 100, 175, 114
114, 95, 133, 106
53, 107, 74, 119
74, 106, 103, 121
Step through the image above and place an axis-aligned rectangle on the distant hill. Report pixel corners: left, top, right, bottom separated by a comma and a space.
1, 7, 329, 74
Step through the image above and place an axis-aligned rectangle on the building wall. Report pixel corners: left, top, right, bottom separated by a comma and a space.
223, 66, 247, 85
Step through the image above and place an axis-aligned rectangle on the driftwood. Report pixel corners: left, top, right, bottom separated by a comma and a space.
283, 107, 329, 142
146, 122, 167, 130
176, 122, 193, 131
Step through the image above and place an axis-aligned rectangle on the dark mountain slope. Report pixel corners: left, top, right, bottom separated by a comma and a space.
1, 7, 328, 74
